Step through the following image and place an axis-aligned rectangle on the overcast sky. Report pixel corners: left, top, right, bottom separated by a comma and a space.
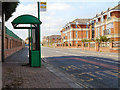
5, 0, 119, 40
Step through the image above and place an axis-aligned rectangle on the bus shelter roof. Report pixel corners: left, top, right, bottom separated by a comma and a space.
11, 14, 42, 29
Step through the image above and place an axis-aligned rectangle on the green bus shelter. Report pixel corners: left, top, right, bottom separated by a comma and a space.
11, 14, 42, 67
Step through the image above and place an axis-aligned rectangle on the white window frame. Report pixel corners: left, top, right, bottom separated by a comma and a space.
76, 40, 78, 44
98, 27, 100, 37
102, 25, 104, 36
70, 32, 71, 39
96, 18, 98, 23
67, 33, 69, 40
86, 31, 88, 39
107, 12, 111, 19
96, 28, 98, 37
76, 31, 78, 38
101, 16, 104, 22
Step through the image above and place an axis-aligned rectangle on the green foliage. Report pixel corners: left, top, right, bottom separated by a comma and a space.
109, 40, 115, 42
99, 36, 109, 42
26, 37, 30, 40
26, 37, 31, 42
95, 38, 100, 42
2, 2, 19, 21
81, 39, 92, 42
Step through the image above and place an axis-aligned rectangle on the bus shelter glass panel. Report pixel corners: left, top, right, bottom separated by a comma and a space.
31, 25, 40, 51
31, 24, 40, 67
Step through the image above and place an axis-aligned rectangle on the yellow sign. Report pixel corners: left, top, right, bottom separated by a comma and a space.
40, 2, 46, 5
40, 2, 47, 11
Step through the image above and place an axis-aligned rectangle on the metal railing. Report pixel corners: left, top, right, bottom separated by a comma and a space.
99, 42, 109, 47
90, 42, 95, 47
84, 42, 88, 47
113, 41, 120, 47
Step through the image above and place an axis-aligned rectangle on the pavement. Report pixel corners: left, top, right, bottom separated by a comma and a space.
42, 46, 120, 89
2, 48, 73, 89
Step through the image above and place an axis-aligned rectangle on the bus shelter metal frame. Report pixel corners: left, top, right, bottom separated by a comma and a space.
11, 14, 42, 67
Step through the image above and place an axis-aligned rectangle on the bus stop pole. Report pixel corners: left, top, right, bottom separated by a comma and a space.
28, 29, 30, 65
38, 2, 41, 67
30, 24, 32, 51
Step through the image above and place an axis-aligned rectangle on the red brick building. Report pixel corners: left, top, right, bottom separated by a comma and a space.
88, 4, 120, 42
59, 4, 120, 53
42, 35, 61, 46
60, 4, 120, 45
61, 19, 90, 46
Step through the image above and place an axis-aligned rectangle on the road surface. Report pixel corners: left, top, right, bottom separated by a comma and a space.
42, 46, 119, 88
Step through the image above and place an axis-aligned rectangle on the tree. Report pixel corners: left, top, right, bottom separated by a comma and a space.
26, 37, 30, 40
95, 38, 100, 42
26, 37, 31, 42
100, 36, 109, 42
2, 2, 19, 21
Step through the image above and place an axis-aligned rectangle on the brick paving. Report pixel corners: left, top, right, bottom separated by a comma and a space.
2, 48, 71, 89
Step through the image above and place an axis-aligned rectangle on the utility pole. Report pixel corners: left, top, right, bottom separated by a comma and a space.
37, 2, 41, 67
2, 7, 5, 62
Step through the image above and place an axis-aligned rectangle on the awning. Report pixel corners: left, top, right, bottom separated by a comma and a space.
11, 14, 42, 29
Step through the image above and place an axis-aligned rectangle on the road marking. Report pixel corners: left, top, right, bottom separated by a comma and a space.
95, 72, 106, 77
94, 58, 119, 64
103, 71, 118, 77
48, 50, 118, 64
67, 57, 119, 70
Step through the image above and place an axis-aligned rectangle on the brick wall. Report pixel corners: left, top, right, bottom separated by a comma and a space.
4, 33, 25, 59
56, 42, 120, 53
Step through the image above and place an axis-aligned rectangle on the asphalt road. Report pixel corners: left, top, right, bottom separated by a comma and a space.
42, 46, 120, 88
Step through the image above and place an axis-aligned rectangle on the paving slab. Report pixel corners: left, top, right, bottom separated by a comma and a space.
2, 48, 71, 89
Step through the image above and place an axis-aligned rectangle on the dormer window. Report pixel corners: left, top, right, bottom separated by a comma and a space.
86, 23, 88, 28
90, 20, 92, 24
101, 16, 104, 22
96, 18, 98, 24
107, 12, 111, 19
75, 21, 79, 28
